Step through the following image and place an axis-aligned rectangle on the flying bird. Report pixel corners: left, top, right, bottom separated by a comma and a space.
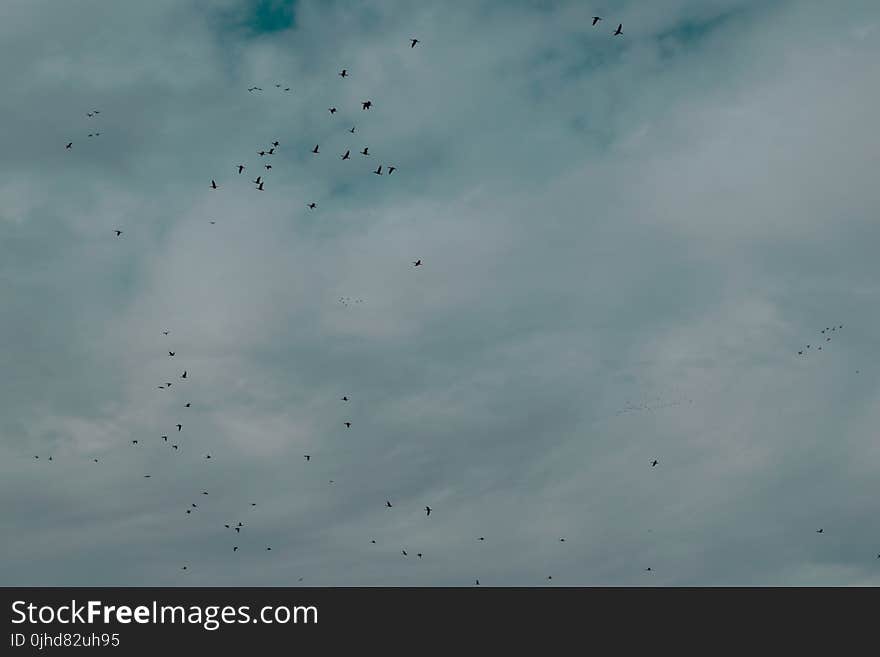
385, 500, 393, 508
413, 259, 422, 267
131, 440, 138, 445
402, 550, 408, 556
417, 553, 423, 559
360, 147, 369, 156
425, 506, 432, 517
373, 165, 383, 175
162, 331, 169, 335
176, 424, 182, 431
257, 182, 264, 191
233, 546, 238, 552
162, 435, 168, 441
264, 164, 272, 170
308, 202, 316, 209
651, 459, 658, 467
312, 144, 320, 154
66, 142, 72, 149
388, 166, 396, 175
258, 151, 266, 156
341, 396, 349, 401
268, 147, 275, 155
253, 176, 262, 185
410, 38, 419, 48
592, 17, 602, 25
114, 230, 123, 237
184, 403, 191, 408
361, 101, 372, 110
341, 150, 350, 160
169, 351, 175, 356
344, 422, 352, 428
238, 164, 245, 174
329, 107, 337, 114
272, 141, 279, 147
816, 528, 824, 533
339, 69, 348, 78
304, 455, 311, 461
349, 126, 356, 134
181, 371, 187, 379
614, 23, 623, 35
211, 180, 218, 189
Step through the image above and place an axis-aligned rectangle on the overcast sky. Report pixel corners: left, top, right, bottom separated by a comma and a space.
1, 0, 879, 586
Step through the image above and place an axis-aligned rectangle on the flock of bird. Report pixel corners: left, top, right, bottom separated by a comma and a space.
35, 13, 875, 585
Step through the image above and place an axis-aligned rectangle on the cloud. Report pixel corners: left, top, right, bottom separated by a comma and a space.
1, 0, 879, 585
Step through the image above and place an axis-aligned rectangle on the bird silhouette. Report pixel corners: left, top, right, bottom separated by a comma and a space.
184, 403, 191, 408
341, 396, 349, 401
413, 259, 422, 267
258, 151, 266, 157
233, 546, 238, 552
308, 202, 316, 209
349, 126, 356, 134
253, 176, 262, 185
211, 180, 218, 189
172, 445, 179, 450
162, 331, 169, 335
181, 371, 187, 379
475, 579, 480, 586
162, 435, 168, 441
312, 144, 320, 154
176, 424, 182, 431
114, 230, 123, 237
66, 142, 72, 149
344, 422, 352, 428
651, 459, 658, 467
410, 38, 419, 48
425, 506, 432, 516
341, 150, 350, 160
592, 17, 602, 25
614, 23, 623, 35
402, 550, 408, 556
361, 101, 372, 110
388, 166, 396, 175
816, 528, 824, 533
264, 164, 272, 170
169, 351, 175, 356
385, 500, 393, 508
417, 553, 423, 558
373, 165, 383, 175
360, 147, 369, 156
339, 69, 348, 78
257, 182, 264, 191
478, 537, 485, 541
238, 165, 245, 174
131, 440, 138, 445
272, 141, 279, 147
304, 455, 311, 461
329, 107, 337, 114
268, 147, 275, 155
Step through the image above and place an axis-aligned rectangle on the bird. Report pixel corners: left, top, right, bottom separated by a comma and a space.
205, 454, 212, 459
361, 101, 372, 110
413, 259, 422, 267
645, 567, 653, 572
344, 422, 352, 428
816, 528, 824, 533
257, 182, 264, 191
341, 396, 349, 401
547, 576, 552, 581
360, 147, 369, 156
349, 126, 356, 134
181, 371, 187, 379
475, 579, 480, 586
182, 566, 188, 571
211, 180, 218, 189
114, 230, 123, 237
264, 164, 272, 170
144, 475, 151, 478
131, 440, 139, 445
373, 165, 383, 175
258, 150, 266, 156
66, 142, 72, 149
339, 69, 348, 78
312, 144, 320, 154
651, 459, 659, 467
162, 331, 169, 335
251, 503, 256, 506
388, 166, 396, 175
172, 445, 179, 450
253, 176, 262, 185
169, 351, 175, 356
304, 455, 311, 461
402, 550, 408, 556
385, 500, 393, 508
329, 107, 337, 114
176, 424, 182, 431
272, 141, 279, 147
559, 538, 566, 542
592, 17, 602, 26
233, 546, 238, 552
341, 150, 350, 160
93, 459, 98, 463
266, 547, 272, 551
162, 435, 168, 442
203, 491, 209, 495
191, 503, 198, 508
478, 537, 485, 542
308, 202, 316, 209
410, 38, 419, 48
268, 147, 275, 155
425, 506, 432, 517
238, 164, 245, 174
87, 112, 94, 117
165, 383, 173, 388
417, 553, 423, 559
614, 23, 623, 35
370, 540, 376, 544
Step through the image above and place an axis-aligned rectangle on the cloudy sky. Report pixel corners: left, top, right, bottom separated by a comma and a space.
1, 0, 879, 586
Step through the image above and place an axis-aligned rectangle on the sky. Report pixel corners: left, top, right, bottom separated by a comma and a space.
1, 0, 879, 586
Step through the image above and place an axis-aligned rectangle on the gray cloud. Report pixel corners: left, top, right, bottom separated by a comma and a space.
1, 0, 879, 585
